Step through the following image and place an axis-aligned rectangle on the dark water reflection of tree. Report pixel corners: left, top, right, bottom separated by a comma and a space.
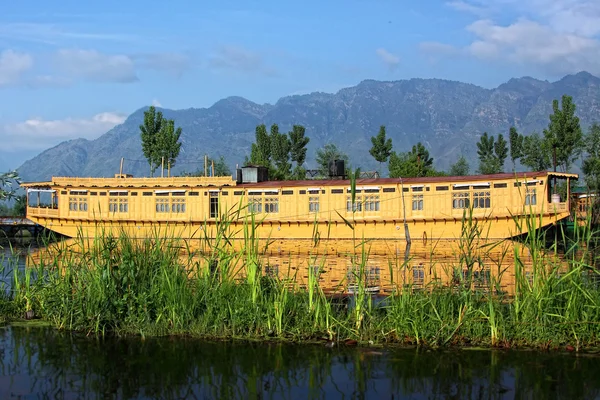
1, 326, 599, 399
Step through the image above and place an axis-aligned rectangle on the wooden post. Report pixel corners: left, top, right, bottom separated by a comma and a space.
212, 160, 215, 177
161, 157, 164, 178
168, 161, 171, 178
204, 154, 208, 177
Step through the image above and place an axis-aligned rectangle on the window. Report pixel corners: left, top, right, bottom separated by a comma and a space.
282, 190, 294, 195
248, 198, 262, 213
156, 198, 169, 213
413, 264, 425, 288
525, 188, 537, 206
347, 196, 362, 212
209, 192, 219, 218
109, 198, 128, 213
265, 197, 279, 213
412, 194, 423, 211
309, 196, 319, 213
364, 195, 380, 211
473, 191, 491, 208
383, 187, 395, 193
436, 186, 449, 191
69, 197, 88, 212
452, 193, 470, 209
172, 198, 186, 213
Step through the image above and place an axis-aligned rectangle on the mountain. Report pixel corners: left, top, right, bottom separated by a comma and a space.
17, 71, 600, 181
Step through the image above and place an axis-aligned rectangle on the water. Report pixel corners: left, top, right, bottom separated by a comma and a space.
0, 325, 599, 399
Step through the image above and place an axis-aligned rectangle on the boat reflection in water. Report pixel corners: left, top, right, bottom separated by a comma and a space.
26, 234, 549, 297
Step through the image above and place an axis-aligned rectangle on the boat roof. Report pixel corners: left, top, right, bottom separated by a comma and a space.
237, 171, 577, 188
20, 170, 578, 189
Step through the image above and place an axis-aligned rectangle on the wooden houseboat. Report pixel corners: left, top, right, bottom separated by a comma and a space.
21, 163, 577, 257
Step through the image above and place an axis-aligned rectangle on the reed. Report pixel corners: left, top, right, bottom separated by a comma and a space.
3, 198, 600, 349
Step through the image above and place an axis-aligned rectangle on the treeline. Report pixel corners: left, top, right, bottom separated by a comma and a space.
138, 96, 600, 189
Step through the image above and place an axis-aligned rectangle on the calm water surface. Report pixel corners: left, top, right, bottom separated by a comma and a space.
2, 241, 600, 399
0, 325, 599, 399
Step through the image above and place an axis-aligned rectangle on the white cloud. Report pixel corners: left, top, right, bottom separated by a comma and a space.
445, 1, 488, 17
132, 52, 191, 77
55, 49, 138, 83
0, 50, 33, 87
375, 48, 400, 70
208, 45, 277, 76
1, 112, 127, 151
0, 22, 138, 45
151, 99, 162, 107
427, 1, 600, 75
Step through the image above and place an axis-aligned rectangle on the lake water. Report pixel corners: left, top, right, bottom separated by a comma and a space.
0, 324, 599, 399
2, 240, 599, 399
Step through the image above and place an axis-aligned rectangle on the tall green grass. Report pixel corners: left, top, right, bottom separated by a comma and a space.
4, 196, 600, 349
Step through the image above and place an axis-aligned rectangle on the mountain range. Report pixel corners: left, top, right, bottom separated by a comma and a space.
17, 71, 600, 182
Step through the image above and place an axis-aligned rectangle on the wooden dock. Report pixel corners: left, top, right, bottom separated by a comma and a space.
0, 216, 45, 237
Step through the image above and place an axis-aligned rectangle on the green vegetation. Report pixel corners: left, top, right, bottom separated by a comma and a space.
369, 125, 393, 173
140, 105, 182, 176
388, 142, 444, 178
248, 123, 310, 180
449, 155, 470, 176
476, 132, 508, 174
180, 155, 232, 177
2, 205, 599, 350
315, 143, 349, 178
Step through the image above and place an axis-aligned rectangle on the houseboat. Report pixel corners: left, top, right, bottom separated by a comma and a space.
21, 163, 577, 256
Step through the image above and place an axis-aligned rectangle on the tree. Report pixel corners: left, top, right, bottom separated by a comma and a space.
180, 155, 232, 177
508, 126, 523, 170
449, 155, 470, 176
520, 133, 551, 171
270, 124, 292, 180
388, 142, 438, 178
582, 123, 600, 192
249, 124, 271, 167
140, 106, 165, 175
543, 95, 583, 172
476, 132, 507, 174
315, 143, 349, 177
369, 125, 393, 171
12, 195, 27, 216
0, 171, 19, 202
289, 125, 310, 180
156, 119, 182, 172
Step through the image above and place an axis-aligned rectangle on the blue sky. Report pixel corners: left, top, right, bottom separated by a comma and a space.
1, 0, 599, 170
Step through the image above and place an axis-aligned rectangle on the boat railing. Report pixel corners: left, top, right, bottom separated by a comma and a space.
551, 202, 568, 213
27, 207, 59, 217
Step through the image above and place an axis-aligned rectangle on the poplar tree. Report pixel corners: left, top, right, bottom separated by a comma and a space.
508, 126, 523, 170
543, 95, 583, 172
140, 106, 165, 175
369, 125, 393, 171
289, 125, 310, 180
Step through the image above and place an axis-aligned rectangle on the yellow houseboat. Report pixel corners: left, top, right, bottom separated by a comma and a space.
21, 164, 577, 257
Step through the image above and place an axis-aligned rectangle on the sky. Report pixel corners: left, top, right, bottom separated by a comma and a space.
1, 0, 599, 170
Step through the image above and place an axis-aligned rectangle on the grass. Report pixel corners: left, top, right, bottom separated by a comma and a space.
2, 196, 600, 350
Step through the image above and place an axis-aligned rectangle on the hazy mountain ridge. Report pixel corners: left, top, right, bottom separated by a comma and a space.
17, 71, 600, 182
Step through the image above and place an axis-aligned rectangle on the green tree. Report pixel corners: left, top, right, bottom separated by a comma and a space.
582, 123, 600, 192
181, 155, 232, 177
508, 126, 523, 170
388, 142, 438, 178
140, 106, 165, 175
476, 132, 506, 174
520, 133, 551, 171
288, 125, 310, 180
249, 124, 271, 167
270, 124, 292, 180
156, 119, 182, 173
369, 125, 393, 171
0, 171, 19, 202
12, 195, 27, 216
449, 155, 470, 176
315, 143, 349, 177
543, 95, 583, 172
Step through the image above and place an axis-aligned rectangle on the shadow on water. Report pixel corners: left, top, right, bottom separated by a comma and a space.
0, 326, 600, 399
